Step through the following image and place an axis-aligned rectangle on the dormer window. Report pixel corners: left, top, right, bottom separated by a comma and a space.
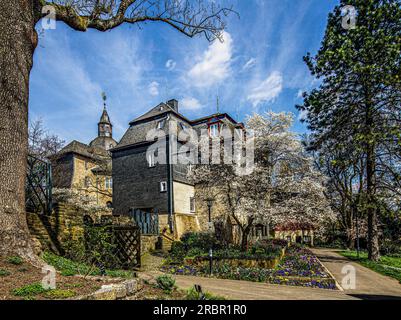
209, 123, 219, 137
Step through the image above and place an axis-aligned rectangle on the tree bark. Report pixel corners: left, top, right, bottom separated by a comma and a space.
365, 101, 380, 261
240, 218, 254, 251
0, 0, 39, 262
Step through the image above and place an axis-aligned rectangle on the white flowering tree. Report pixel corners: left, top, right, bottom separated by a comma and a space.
190, 111, 334, 250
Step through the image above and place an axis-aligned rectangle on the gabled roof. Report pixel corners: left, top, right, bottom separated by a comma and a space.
53, 140, 109, 160
129, 102, 191, 125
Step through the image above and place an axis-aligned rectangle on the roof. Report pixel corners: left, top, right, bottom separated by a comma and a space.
89, 136, 117, 150
129, 102, 191, 125
99, 107, 111, 124
53, 140, 109, 160
191, 113, 243, 127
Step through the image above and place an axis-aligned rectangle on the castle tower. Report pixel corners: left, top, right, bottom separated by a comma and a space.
89, 93, 117, 151
98, 105, 112, 138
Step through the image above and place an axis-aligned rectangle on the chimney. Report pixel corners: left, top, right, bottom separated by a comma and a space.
167, 99, 178, 112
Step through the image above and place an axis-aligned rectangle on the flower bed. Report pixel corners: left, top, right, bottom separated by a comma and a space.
162, 245, 336, 290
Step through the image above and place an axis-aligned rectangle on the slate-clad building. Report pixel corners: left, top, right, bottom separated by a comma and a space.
111, 99, 244, 239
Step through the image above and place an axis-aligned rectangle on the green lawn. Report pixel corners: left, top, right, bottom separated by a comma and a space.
339, 250, 401, 283
42, 252, 135, 278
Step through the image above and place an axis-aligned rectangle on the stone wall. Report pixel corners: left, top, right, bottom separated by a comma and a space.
27, 203, 160, 257
27, 203, 88, 255
174, 213, 200, 239
140, 235, 159, 255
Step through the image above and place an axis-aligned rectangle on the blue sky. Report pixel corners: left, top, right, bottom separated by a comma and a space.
29, 0, 338, 145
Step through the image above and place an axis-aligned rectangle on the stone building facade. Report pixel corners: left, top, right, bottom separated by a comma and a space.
112, 99, 244, 239
51, 105, 117, 206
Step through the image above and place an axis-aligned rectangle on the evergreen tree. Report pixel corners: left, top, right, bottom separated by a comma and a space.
298, 0, 401, 260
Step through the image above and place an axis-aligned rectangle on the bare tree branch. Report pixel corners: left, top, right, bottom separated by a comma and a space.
38, 0, 237, 41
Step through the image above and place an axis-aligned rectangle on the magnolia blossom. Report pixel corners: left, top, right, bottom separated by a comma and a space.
53, 188, 110, 214
189, 111, 335, 243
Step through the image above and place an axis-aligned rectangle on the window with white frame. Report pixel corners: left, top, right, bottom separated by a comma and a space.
209, 123, 219, 137
157, 119, 166, 129
160, 181, 167, 192
105, 177, 112, 189
148, 152, 156, 167
190, 197, 195, 213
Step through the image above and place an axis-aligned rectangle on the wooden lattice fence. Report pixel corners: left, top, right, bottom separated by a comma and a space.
84, 220, 141, 270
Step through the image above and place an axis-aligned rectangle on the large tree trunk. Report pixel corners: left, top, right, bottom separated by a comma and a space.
366, 117, 380, 261
0, 0, 39, 261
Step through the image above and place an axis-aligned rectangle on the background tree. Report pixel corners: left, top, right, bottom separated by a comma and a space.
0, 0, 234, 259
29, 119, 65, 158
297, 0, 401, 260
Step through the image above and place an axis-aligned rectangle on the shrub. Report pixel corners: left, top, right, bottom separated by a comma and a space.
12, 283, 48, 297
7, 256, 23, 265
156, 274, 176, 293
181, 232, 221, 251
0, 269, 11, 277
186, 248, 206, 258
186, 286, 225, 300
43, 289, 76, 299
380, 239, 401, 256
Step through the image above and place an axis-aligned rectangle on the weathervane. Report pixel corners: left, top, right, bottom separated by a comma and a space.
101, 91, 107, 109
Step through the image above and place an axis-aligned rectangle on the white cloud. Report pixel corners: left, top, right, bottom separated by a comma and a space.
297, 89, 304, 98
242, 58, 256, 71
166, 59, 177, 71
187, 31, 233, 87
247, 71, 283, 107
180, 97, 202, 111
298, 109, 308, 121
148, 81, 160, 96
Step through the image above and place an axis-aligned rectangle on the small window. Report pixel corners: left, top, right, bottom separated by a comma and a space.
190, 197, 195, 213
148, 153, 156, 167
105, 177, 112, 189
157, 119, 166, 129
160, 181, 167, 192
106, 201, 113, 209
209, 123, 219, 137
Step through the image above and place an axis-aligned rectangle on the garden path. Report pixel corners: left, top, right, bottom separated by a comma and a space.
138, 270, 356, 300
311, 248, 401, 300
